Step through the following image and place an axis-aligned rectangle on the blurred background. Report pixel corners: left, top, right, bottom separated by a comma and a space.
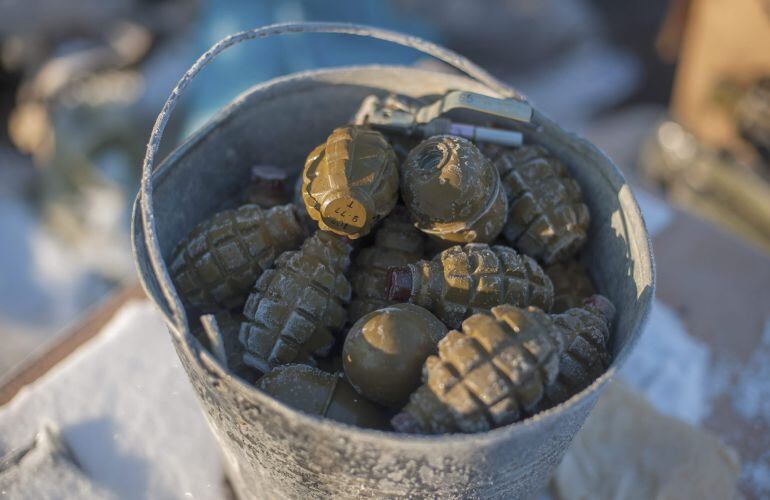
2, 0, 770, 380
0, 0, 769, 497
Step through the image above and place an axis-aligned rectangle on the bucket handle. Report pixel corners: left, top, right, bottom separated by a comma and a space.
139, 22, 520, 331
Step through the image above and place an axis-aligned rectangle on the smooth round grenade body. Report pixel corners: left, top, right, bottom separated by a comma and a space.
343, 304, 447, 406
400, 135, 507, 244
301, 125, 399, 239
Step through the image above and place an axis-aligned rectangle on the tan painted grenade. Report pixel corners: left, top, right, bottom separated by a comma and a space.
544, 259, 596, 313
256, 364, 389, 429
239, 231, 353, 373
537, 294, 615, 411
241, 165, 292, 208
400, 135, 508, 245
391, 304, 564, 434
489, 144, 590, 264
343, 303, 448, 407
386, 243, 553, 329
301, 125, 399, 239
169, 203, 306, 312
347, 208, 426, 322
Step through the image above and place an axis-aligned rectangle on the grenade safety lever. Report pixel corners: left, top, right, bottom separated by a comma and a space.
354, 90, 532, 147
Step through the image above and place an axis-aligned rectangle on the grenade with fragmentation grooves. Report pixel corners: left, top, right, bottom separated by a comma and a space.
386, 243, 553, 329
537, 294, 615, 410
490, 145, 590, 264
348, 208, 426, 321
302, 125, 399, 239
239, 231, 353, 372
169, 203, 306, 312
401, 135, 508, 244
392, 304, 564, 434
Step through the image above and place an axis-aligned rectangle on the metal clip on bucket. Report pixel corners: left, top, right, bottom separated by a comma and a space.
132, 22, 654, 499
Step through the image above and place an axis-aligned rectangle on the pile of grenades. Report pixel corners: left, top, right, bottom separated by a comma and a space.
170, 90, 615, 434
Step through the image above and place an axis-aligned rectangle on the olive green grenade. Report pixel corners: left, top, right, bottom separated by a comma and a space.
537, 295, 615, 410
400, 135, 508, 244
256, 364, 388, 429
343, 304, 448, 407
301, 125, 399, 239
348, 208, 426, 321
386, 243, 553, 329
392, 304, 564, 434
170, 203, 306, 312
242, 165, 292, 208
239, 231, 353, 372
488, 145, 590, 264
545, 259, 596, 313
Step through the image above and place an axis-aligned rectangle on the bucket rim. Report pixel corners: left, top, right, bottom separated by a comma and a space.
132, 64, 655, 445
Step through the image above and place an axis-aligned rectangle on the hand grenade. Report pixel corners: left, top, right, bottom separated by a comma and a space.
400, 135, 508, 244
391, 304, 564, 434
241, 165, 292, 208
489, 145, 590, 263
544, 259, 596, 313
348, 208, 426, 321
537, 295, 615, 410
386, 243, 553, 329
169, 203, 306, 312
343, 303, 447, 407
301, 125, 399, 239
256, 364, 389, 429
239, 231, 353, 372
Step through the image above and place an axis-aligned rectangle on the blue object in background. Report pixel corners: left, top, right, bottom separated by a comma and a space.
182, 0, 438, 136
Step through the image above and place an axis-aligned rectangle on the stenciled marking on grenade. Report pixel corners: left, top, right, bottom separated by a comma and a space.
169, 203, 306, 312
241, 165, 292, 208
302, 125, 399, 239
544, 259, 596, 313
400, 135, 508, 245
392, 304, 565, 434
348, 208, 426, 322
256, 364, 389, 429
343, 303, 448, 407
239, 231, 353, 373
386, 243, 553, 329
536, 295, 615, 411
487, 144, 590, 264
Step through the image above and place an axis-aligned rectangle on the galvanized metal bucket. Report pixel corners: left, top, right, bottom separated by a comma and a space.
132, 23, 654, 499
